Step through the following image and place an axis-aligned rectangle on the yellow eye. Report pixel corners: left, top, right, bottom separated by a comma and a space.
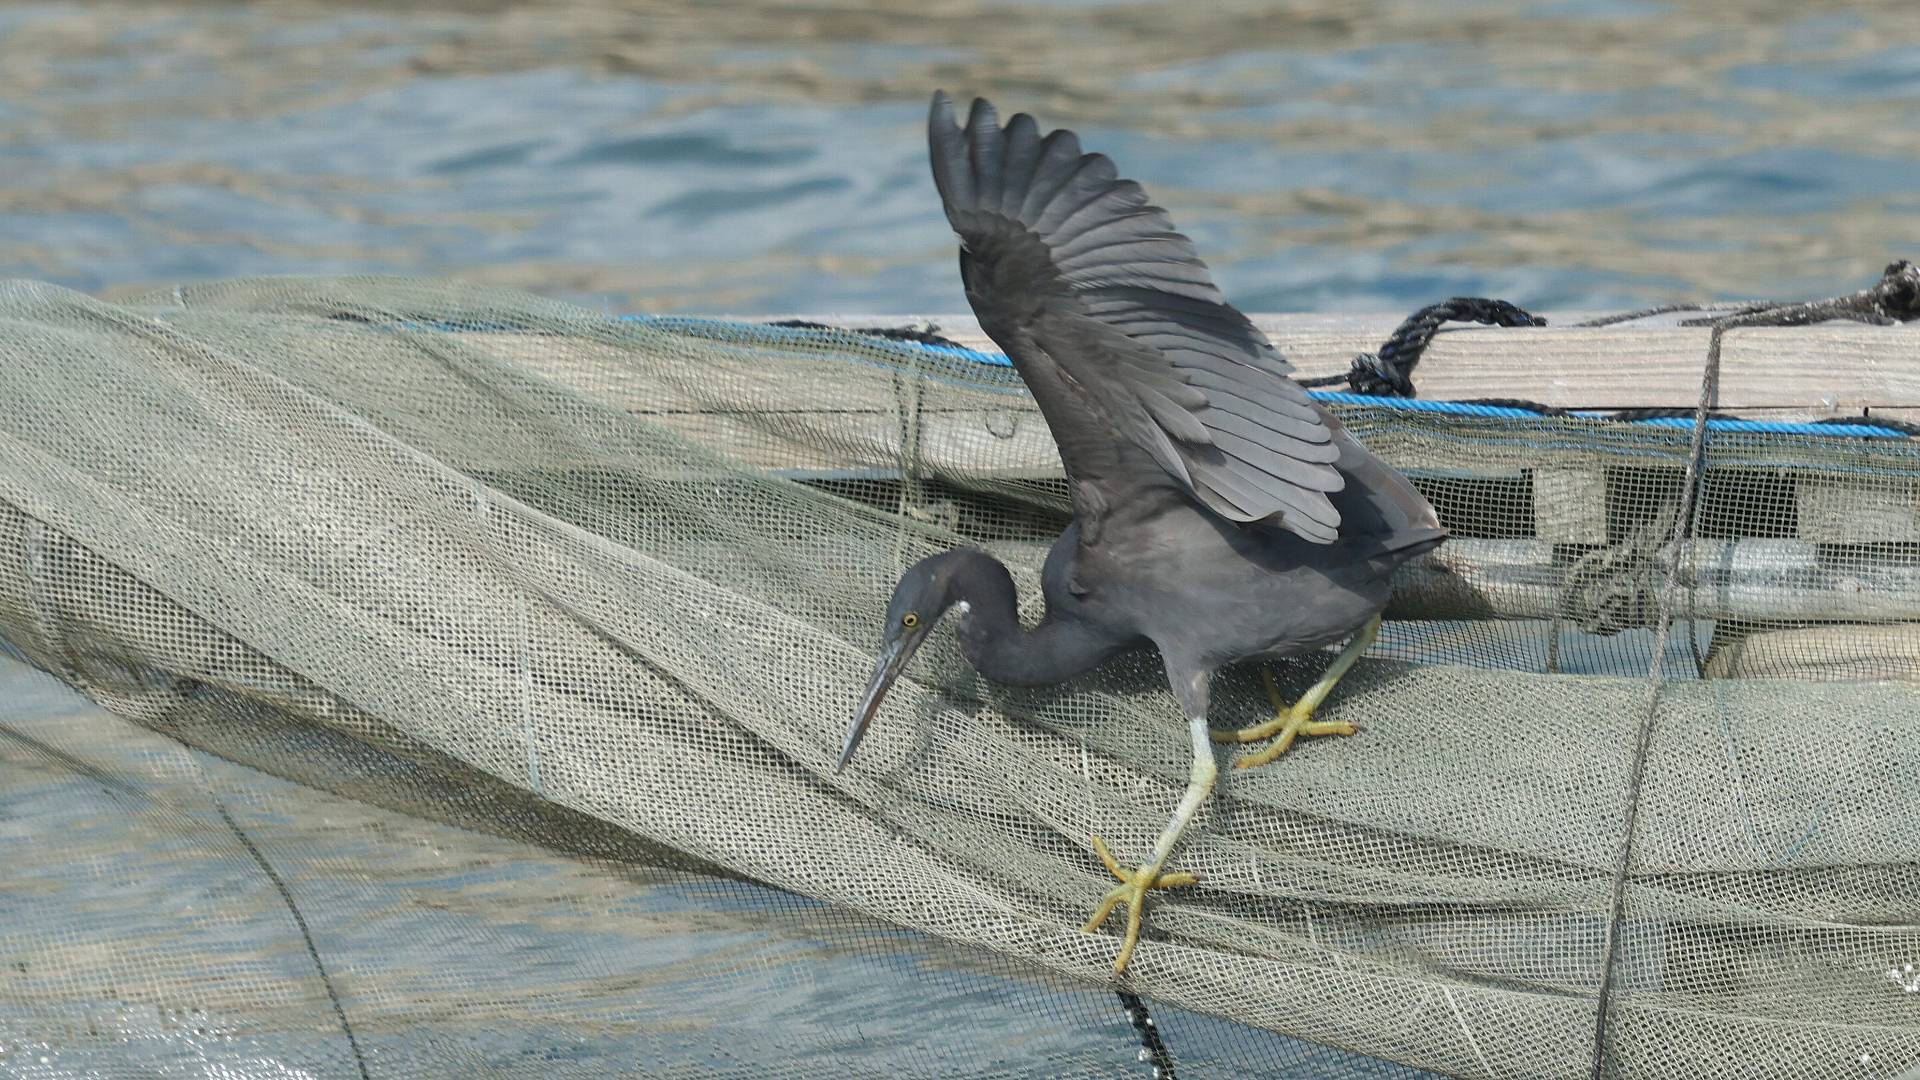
901, 612, 920, 629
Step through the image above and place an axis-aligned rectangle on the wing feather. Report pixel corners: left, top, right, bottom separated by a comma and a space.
1031, 156, 1120, 235
1202, 407, 1337, 458
928, 90, 1346, 541
965, 99, 1005, 212
998, 113, 1044, 216
1018, 131, 1084, 221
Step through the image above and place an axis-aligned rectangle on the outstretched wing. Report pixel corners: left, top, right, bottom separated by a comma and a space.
928, 91, 1343, 543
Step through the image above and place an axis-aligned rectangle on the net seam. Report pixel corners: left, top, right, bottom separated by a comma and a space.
1587, 317, 1733, 1078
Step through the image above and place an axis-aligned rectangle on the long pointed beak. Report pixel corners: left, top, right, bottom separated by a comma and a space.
839, 635, 920, 771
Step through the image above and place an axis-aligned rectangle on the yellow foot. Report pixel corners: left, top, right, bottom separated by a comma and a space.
1209, 668, 1357, 770
1081, 836, 1199, 974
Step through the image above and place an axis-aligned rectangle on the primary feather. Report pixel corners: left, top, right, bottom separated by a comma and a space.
928, 91, 1345, 543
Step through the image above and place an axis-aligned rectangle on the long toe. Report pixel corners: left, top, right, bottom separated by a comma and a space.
1082, 874, 1155, 974
1233, 710, 1358, 770
1210, 716, 1289, 744
1114, 885, 1149, 973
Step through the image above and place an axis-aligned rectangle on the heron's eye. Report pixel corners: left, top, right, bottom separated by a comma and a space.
901, 612, 920, 629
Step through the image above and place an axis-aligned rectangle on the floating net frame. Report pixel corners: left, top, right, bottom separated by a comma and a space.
0, 275, 1916, 1078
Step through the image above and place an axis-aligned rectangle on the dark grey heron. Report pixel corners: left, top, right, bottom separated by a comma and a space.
840, 91, 1447, 974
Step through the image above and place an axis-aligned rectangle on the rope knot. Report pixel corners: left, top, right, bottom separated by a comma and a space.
1330, 296, 1545, 398
1346, 351, 1416, 396
1875, 259, 1920, 321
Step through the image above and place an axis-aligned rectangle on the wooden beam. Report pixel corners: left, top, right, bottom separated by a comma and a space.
770, 313, 1920, 415
482, 317, 1920, 631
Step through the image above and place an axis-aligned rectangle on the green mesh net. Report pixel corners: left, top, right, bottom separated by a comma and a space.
1, 276, 1916, 1078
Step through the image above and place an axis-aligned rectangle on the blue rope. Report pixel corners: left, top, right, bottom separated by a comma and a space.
1608, 416, 1905, 438
1307, 391, 1551, 420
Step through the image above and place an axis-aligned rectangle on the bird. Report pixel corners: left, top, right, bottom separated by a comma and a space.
839, 91, 1447, 975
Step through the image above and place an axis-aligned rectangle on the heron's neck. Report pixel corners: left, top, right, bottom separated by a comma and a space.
947, 551, 1118, 688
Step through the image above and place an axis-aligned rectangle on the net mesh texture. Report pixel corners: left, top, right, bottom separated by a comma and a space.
0, 275, 1916, 1079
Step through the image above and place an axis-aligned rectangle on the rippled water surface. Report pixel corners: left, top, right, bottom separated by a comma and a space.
1, 1, 1916, 314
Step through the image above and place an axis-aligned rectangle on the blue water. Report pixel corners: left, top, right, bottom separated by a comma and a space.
0, 2, 1915, 315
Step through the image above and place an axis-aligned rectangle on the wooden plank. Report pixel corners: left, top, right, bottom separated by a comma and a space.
466, 332, 918, 413
449, 407, 1058, 477
777, 313, 1920, 413
480, 338, 1917, 484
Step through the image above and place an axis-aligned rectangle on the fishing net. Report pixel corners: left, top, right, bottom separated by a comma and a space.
1, 275, 1915, 1079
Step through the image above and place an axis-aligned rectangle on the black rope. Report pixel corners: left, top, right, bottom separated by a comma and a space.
1116, 990, 1177, 1079
767, 318, 968, 350
1676, 260, 1920, 328
1456, 396, 1572, 415
1571, 302, 1720, 328
1457, 400, 1753, 422
1297, 297, 1547, 396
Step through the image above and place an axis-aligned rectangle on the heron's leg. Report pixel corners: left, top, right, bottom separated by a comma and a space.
1083, 714, 1214, 974
1211, 616, 1378, 769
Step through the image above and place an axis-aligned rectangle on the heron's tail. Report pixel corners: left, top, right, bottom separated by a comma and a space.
1317, 406, 1447, 571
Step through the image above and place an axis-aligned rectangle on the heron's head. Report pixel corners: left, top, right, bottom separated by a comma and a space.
839, 552, 977, 771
